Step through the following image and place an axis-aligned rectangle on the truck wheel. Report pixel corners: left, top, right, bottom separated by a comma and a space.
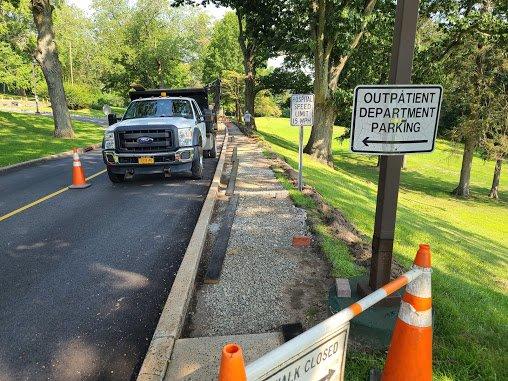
107, 169, 125, 183
191, 146, 203, 179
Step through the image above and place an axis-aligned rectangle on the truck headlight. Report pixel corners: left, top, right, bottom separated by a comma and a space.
104, 132, 115, 149
178, 127, 193, 147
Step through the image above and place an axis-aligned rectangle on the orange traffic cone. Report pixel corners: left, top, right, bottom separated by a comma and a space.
218, 343, 247, 381
381, 244, 432, 381
69, 148, 91, 189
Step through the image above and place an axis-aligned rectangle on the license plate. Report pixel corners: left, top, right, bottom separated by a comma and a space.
138, 156, 154, 164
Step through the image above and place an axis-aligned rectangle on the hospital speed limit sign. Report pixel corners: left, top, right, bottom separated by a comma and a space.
350, 85, 443, 154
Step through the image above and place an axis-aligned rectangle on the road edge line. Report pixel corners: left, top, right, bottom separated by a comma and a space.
137, 126, 229, 381
0, 143, 101, 175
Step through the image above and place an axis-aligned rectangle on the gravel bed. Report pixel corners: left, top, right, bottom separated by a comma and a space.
188, 124, 330, 337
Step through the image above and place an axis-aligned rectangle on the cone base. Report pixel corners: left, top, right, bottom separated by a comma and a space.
69, 183, 91, 189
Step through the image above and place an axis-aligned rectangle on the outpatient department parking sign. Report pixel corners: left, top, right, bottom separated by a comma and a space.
350, 85, 443, 154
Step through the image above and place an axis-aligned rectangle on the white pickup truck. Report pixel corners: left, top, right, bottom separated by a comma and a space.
102, 84, 220, 183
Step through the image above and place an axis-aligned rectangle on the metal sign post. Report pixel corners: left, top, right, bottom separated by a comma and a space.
291, 94, 315, 192
298, 125, 304, 191
364, 0, 421, 292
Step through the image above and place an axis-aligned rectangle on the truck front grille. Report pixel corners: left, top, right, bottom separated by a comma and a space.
117, 129, 173, 152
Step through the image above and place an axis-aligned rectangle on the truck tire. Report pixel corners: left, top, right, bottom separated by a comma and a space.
191, 145, 204, 179
107, 169, 125, 183
204, 136, 217, 158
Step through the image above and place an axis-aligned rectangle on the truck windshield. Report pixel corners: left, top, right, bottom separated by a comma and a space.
123, 99, 193, 120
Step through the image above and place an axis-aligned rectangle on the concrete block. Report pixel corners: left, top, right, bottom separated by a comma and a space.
165, 332, 282, 381
335, 278, 352, 298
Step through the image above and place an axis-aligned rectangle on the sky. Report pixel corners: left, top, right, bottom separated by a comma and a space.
67, 0, 229, 19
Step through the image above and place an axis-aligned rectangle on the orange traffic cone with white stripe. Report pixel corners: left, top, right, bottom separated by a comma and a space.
218, 343, 247, 381
69, 148, 91, 189
381, 244, 432, 380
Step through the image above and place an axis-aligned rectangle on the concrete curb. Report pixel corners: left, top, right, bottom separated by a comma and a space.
0, 144, 102, 175
137, 126, 230, 381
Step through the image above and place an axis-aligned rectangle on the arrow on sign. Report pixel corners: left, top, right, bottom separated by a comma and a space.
318, 369, 336, 381
362, 137, 428, 147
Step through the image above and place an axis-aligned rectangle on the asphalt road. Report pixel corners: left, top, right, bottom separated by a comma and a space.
0, 148, 219, 380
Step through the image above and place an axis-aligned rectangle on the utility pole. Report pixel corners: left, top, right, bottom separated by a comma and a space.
364, 0, 421, 292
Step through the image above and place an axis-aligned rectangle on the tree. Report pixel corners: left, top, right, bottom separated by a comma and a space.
220, 70, 244, 120
175, 0, 285, 130
441, 1, 507, 197
31, 0, 73, 137
274, 0, 382, 163
202, 11, 243, 84
0, 0, 36, 94
481, 83, 507, 199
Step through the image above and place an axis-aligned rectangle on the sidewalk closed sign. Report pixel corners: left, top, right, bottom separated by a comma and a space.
291, 94, 314, 126
350, 85, 443, 154
258, 323, 349, 381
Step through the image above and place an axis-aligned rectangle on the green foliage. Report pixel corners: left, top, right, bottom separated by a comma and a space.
220, 70, 244, 115
254, 90, 281, 117
257, 117, 508, 380
202, 11, 243, 83
90, 93, 126, 110
63, 83, 98, 110
0, 0, 36, 92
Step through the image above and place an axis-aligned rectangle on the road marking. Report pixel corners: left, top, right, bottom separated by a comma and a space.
0, 169, 106, 222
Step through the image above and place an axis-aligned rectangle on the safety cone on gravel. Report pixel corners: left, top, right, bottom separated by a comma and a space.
218, 343, 247, 381
69, 148, 91, 189
381, 244, 433, 381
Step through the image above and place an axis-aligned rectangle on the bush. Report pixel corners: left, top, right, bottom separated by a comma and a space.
64, 83, 97, 110
90, 92, 126, 110
255, 90, 282, 117
35, 82, 125, 110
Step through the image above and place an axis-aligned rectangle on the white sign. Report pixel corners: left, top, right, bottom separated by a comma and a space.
291, 94, 314, 126
260, 324, 349, 381
350, 85, 443, 154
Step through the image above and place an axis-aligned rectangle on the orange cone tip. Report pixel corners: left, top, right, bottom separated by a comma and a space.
218, 343, 247, 381
414, 243, 431, 268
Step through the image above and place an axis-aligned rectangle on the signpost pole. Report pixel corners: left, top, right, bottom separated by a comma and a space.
367, 0, 420, 291
298, 125, 304, 191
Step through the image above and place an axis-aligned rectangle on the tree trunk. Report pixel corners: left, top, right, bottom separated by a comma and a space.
304, 0, 333, 161
243, 51, 256, 130
31, 0, 73, 138
237, 11, 256, 130
452, 138, 476, 197
489, 159, 502, 199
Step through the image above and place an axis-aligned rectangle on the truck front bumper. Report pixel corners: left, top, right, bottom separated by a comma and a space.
102, 147, 194, 175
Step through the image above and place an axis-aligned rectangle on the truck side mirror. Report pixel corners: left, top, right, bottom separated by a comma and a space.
108, 113, 118, 126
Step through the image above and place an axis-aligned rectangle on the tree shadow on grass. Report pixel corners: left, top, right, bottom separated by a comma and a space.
257, 130, 300, 152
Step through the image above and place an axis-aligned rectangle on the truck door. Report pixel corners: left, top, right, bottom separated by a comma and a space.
191, 100, 208, 148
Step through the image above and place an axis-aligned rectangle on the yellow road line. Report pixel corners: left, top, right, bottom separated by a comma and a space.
0, 169, 106, 222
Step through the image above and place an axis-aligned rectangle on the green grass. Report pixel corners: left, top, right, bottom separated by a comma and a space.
71, 106, 126, 118
257, 117, 508, 381
0, 111, 105, 167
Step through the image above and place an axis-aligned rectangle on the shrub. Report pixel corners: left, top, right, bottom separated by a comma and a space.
255, 90, 282, 117
64, 83, 97, 110
91, 92, 126, 110
36, 82, 125, 110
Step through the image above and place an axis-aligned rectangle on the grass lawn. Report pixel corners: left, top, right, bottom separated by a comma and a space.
71, 106, 126, 118
0, 111, 105, 167
256, 117, 508, 381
